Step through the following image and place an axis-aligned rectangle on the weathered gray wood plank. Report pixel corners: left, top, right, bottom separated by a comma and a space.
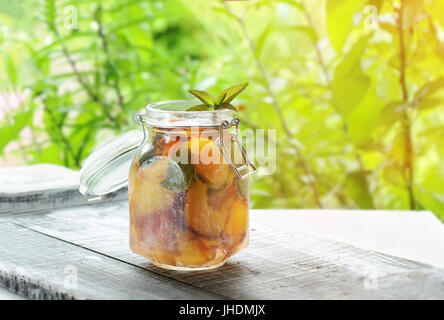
5, 201, 444, 299
0, 164, 127, 215
0, 222, 223, 300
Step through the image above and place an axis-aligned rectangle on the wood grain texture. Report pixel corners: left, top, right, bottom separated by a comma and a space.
0, 164, 127, 215
0, 222, 222, 300
4, 201, 444, 300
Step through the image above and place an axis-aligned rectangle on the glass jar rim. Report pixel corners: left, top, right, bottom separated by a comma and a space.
141, 99, 233, 128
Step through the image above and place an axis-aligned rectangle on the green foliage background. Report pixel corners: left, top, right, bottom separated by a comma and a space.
0, 0, 443, 220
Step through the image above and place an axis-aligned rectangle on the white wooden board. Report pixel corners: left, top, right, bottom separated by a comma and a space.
1, 201, 444, 299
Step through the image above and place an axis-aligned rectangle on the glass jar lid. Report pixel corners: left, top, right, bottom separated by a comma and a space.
79, 129, 143, 200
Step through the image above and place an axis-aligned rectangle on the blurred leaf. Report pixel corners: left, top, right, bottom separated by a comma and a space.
43, 0, 56, 27
416, 98, 443, 111
0, 111, 32, 156
104, 61, 118, 83
436, 43, 444, 64
379, 21, 397, 35
5, 54, 17, 87
431, 0, 444, 29
389, 132, 406, 166
326, 0, 366, 53
68, 126, 97, 167
412, 77, 444, 111
347, 89, 384, 144
382, 163, 405, 187
332, 35, 371, 117
414, 77, 444, 100
416, 187, 444, 222
277, 25, 317, 42
246, 0, 274, 10
402, 0, 424, 29
368, 0, 384, 10
255, 21, 275, 58
377, 101, 406, 128
29, 144, 63, 166
344, 170, 374, 209
278, 0, 304, 11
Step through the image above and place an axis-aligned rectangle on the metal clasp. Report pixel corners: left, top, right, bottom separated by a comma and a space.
218, 118, 257, 179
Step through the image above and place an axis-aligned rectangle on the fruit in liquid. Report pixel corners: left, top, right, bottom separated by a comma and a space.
129, 127, 249, 268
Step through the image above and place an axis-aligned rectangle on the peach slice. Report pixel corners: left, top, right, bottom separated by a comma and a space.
188, 137, 230, 189
175, 231, 213, 266
184, 179, 228, 237
129, 156, 175, 218
209, 183, 237, 213
162, 138, 186, 158
197, 237, 228, 265
224, 198, 248, 241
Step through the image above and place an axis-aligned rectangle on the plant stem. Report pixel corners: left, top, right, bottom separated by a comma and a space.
223, 2, 323, 208
94, 5, 126, 113
74, 127, 95, 167
47, 24, 117, 125
42, 98, 77, 167
397, 0, 415, 210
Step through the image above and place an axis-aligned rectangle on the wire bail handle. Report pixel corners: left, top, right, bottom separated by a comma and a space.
218, 117, 257, 179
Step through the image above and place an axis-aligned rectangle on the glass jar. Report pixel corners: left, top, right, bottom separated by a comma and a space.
79, 100, 256, 270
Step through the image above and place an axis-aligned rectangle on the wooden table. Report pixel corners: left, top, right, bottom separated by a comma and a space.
1, 165, 444, 300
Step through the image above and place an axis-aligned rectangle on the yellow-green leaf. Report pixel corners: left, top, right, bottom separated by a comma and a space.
216, 82, 249, 104
344, 170, 374, 209
327, 0, 367, 53
216, 102, 238, 112
186, 104, 211, 111
332, 35, 371, 117
189, 90, 215, 107
255, 21, 275, 58
0, 112, 32, 155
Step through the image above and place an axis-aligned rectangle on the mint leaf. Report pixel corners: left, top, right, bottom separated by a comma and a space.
189, 90, 215, 106
186, 104, 211, 111
216, 82, 249, 104
215, 92, 227, 106
215, 101, 238, 111
187, 82, 248, 112
160, 160, 195, 192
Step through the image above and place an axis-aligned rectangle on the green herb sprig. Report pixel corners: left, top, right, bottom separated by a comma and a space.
187, 82, 249, 112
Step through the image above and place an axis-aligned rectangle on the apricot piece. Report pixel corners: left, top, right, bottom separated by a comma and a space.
175, 232, 212, 266
129, 156, 175, 218
137, 156, 170, 181
225, 167, 237, 188
162, 138, 186, 158
187, 137, 230, 189
198, 163, 230, 190
184, 179, 228, 237
197, 237, 228, 265
224, 198, 248, 240
209, 183, 237, 214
